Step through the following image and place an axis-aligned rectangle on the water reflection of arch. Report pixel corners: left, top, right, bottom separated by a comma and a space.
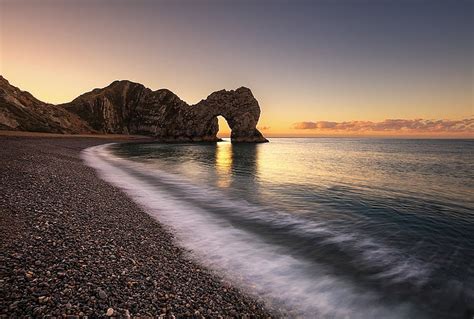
215, 142, 260, 193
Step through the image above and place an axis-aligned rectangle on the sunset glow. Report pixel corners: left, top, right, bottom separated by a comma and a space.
2, 1, 474, 317
1, 0, 472, 138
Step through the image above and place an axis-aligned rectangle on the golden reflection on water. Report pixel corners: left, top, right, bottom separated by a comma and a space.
215, 142, 233, 188
214, 140, 331, 190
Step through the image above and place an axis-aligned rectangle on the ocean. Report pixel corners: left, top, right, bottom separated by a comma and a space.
82, 138, 474, 318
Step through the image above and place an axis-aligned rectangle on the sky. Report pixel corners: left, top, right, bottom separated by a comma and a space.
1, 0, 473, 137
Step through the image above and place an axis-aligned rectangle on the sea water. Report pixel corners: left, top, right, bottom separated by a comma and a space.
82, 138, 474, 318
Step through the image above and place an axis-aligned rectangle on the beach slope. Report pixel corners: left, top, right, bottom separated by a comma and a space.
0, 135, 271, 317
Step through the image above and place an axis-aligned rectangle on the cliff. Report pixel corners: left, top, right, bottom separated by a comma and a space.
0, 76, 268, 143
0, 76, 92, 133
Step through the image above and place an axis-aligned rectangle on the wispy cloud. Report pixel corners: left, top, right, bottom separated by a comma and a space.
259, 126, 271, 131
292, 118, 474, 133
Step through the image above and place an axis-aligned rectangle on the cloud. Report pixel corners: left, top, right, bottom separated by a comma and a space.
259, 126, 271, 130
292, 121, 338, 129
292, 118, 474, 133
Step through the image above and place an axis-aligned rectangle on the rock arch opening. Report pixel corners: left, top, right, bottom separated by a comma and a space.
217, 116, 232, 139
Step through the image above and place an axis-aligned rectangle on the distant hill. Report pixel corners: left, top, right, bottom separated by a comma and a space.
0, 76, 268, 142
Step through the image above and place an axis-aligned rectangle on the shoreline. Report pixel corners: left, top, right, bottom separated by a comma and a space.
0, 130, 152, 140
0, 135, 273, 317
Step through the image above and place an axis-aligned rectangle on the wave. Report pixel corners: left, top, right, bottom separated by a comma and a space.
82, 143, 433, 318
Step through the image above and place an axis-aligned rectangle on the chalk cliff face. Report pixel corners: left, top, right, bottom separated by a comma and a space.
0, 76, 268, 143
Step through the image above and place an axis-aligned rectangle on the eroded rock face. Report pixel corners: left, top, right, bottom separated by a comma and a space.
0, 77, 268, 142
191, 87, 268, 142
62, 81, 268, 142
0, 76, 92, 133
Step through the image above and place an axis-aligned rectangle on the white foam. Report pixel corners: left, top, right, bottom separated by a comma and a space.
81, 144, 428, 318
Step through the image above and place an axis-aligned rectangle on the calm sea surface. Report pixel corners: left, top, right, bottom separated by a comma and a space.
84, 138, 474, 318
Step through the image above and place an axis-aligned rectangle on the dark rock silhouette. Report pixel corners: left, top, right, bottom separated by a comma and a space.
191, 87, 267, 142
0, 76, 268, 142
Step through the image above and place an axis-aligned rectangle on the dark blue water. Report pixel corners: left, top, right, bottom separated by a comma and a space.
85, 138, 474, 318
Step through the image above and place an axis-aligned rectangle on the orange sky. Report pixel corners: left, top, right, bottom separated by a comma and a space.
1, 0, 472, 138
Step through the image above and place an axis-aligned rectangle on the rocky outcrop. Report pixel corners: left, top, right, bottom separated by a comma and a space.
190, 87, 267, 142
0, 76, 92, 133
0, 76, 268, 142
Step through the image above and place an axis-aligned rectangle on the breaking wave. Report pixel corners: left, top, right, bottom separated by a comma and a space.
82, 143, 471, 318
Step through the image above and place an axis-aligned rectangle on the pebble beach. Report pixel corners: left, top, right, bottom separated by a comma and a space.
0, 135, 272, 318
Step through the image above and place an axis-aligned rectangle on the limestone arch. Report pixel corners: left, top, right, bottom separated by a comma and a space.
193, 87, 268, 143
